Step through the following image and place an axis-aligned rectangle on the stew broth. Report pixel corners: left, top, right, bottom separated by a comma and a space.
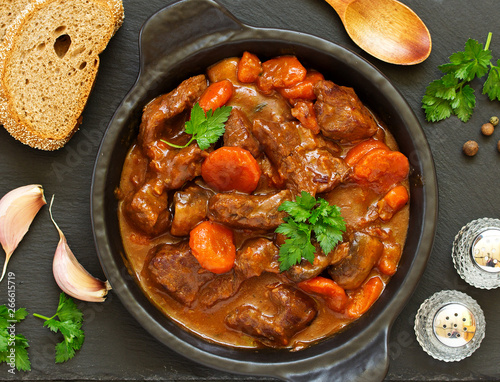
117, 53, 409, 350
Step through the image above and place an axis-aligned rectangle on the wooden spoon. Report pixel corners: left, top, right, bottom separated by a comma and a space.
324, 0, 432, 65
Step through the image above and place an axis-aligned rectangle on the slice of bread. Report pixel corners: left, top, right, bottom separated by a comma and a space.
0, 0, 124, 150
0, 0, 32, 45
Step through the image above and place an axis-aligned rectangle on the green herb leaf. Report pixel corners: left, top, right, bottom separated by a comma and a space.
55, 293, 83, 324
451, 85, 476, 122
275, 191, 346, 272
33, 293, 85, 363
422, 94, 453, 122
0, 333, 7, 352
440, 39, 491, 81
254, 102, 268, 112
162, 103, 232, 150
0, 306, 31, 371
483, 59, 500, 101
278, 191, 316, 222
184, 103, 206, 136
422, 33, 500, 123
13, 338, 31, 372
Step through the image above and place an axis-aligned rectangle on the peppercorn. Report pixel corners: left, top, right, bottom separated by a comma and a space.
490, 116, 499, 127
463, 140, 478, 156
481, 122, 495, 136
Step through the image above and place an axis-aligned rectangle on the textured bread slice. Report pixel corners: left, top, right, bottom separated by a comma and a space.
0, 0, 124, 150
0, 0, 32, 45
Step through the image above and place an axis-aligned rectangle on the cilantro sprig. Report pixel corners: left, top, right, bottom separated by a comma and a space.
422, 32, 500, 122
33, 293, 84, 363
162, 103, 232, 150
275, 191, 346, 272
0, 306, 30, 371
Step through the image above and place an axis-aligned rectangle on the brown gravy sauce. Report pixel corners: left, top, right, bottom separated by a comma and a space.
117, 130, 409, 351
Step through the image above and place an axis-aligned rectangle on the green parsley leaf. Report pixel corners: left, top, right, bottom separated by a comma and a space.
422, 94, 453, 122
277, 230, 315, 272
0, 306, 31, 371
440, 39, 491, 81
13, 335, 31, 372
483, 59, 500, 101
275, 191, 346, 272
184, 102, 206, 136
55, 293, 83, 323
0, 333, 7, 352
278, 192, 316, 222
33, 293, 85, 363
162, 103, 232, 150
422, 33, 500, 123
451, 85, 476, 122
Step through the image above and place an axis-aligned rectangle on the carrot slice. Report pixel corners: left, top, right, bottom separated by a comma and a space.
377, 243, 402, 276
201, 146, 262, 193
345, 276, 384, 319
377, 185, 409, 221
298, 276, 349, 312
257, 56, 307, 93
237, 51, 262, 83
352, 149, 409, 194
291, 101, 320, 134
189, 221, 236, 274
382, 185, 409, 210
198, 80, 233, 112
344, 139, 390, 167
278, 70, 324, 101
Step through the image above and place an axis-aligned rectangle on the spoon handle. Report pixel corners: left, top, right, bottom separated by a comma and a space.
323, 0, 352, 18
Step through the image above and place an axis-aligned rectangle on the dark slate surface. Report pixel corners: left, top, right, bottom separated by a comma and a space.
0, 0, 499, 380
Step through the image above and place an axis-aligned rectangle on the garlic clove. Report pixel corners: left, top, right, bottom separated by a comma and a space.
50, 196, 111, 302
0, 184, 46, 282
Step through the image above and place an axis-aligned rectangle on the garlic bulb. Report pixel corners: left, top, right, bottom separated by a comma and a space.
0, 184, 46, 282
50, 196, 111, 302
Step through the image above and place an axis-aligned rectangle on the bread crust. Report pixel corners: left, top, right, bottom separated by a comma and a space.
0, 0, 124, 150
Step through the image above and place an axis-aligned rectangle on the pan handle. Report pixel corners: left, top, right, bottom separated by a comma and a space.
282, 327, 390, 382
138, 0, 244, 72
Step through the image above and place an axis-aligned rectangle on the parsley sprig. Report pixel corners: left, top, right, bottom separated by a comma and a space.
0, 306, 30, 371
33, 293, 84, 363
275, 191, 346, 272
162, 103, 232, 150
422, 32, 500, 122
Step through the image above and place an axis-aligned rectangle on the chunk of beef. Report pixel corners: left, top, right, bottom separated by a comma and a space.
328, 232, 384, 289
123, 178, 170, 236
223, 108, 261, 158
284, 147, 349, 195
314, 80, 378, 142
198, 270, 245, 308
291, 101, 320, 134
147, 242, 214, 306
171, 185, 213, 236
207, 57, 294, 124
225, 284, 317, 347
252, 119, 349, 195
286, 242, 350, 283
138, 75, 207, 149
324, 184, 379, 233
235, 238, 280, 278
251, 120, 306, 164
256, 155, 285, 190
208, 190, 292, 230
147, 140, 208, 190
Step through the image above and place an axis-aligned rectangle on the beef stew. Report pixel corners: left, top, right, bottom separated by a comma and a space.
117, 52, 410, 350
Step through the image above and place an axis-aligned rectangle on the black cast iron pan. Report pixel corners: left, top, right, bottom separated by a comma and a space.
91, 0, 438, 380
